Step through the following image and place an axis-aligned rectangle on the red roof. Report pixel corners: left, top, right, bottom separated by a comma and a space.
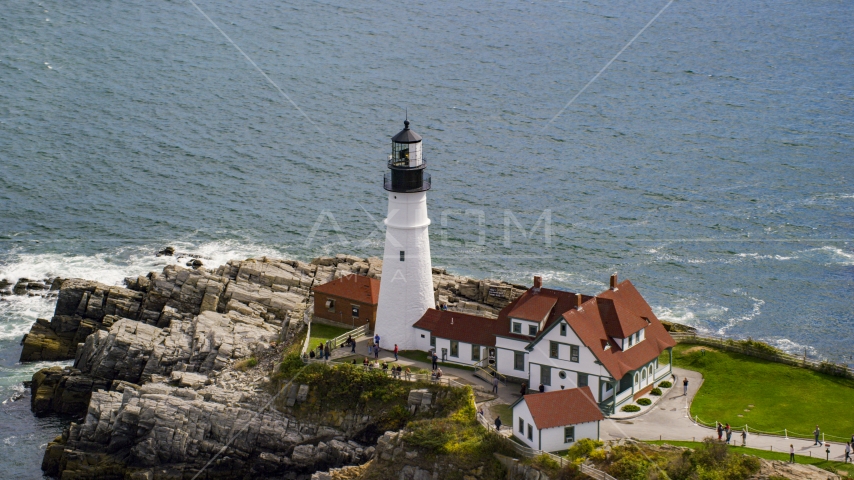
497, 288, 591, 341
520, 386, 604, 429
508, 294, 558, 322
313, 274, 379, 305
563, 280, 676, 380
413, 309, 502, 346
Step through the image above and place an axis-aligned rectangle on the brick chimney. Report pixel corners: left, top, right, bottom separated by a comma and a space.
576, 293, 583, 309
533, 276, 542, 291
610, 273, 618, 290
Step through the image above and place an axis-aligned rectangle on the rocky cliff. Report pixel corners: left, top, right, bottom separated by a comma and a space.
12, 252, 528, 479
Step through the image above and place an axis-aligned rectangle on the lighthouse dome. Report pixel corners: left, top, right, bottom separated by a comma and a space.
391, 120, 422, 143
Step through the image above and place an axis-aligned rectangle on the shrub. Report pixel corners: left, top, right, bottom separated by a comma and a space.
637, 398, 652, 406
650, 388, 662, 396
566, 438, 603, 459
588, 448, 607, 462
621, 404, 641, 412
658, 381, 672, 388
235, 356, 258, 371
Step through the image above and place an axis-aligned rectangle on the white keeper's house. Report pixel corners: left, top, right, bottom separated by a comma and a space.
510, 386, 605, 452
412, 274, 676, 414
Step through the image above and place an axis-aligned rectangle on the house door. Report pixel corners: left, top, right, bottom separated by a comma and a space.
488, 348, 496, 365
441, 348, 448, 362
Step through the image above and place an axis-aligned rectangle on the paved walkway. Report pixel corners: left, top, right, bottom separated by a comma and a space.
601, 367, 851, 462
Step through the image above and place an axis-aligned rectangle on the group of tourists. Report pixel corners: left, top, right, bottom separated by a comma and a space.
358, 357, 412, 380
715, 422, 745, 446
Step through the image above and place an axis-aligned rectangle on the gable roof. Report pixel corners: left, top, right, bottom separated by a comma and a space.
562, 280, 676, 380
313, 274, 380, 305
514, 386, 604, 429
497, 287, 584, 340
412, 309, 501, 346
508, 294, 558, 322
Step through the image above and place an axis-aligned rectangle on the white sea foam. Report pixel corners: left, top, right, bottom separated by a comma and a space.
735, 253, 797, 261
764, 337, 819, 357
717, 295, 764, 334
0, 240, 286, 287
0, 241, 286, 343
803, 246, 854, 266
0, 295, 55, 342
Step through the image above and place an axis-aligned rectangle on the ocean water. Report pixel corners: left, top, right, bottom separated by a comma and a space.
1, 0, 852, 476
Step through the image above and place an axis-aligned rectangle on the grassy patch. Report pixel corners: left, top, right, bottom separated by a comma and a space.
234, 356, 258, 371
672, 344, 854, 440
489, 403, 513, 425
398, 350, 477, 371
308, 323, 351, 351
647, 440, 854, 478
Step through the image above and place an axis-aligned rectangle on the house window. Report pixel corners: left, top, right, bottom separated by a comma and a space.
400, 251, 405, 261
558, 370, 567, 379
528, 325, 537, 336
514, 352, 525, 371
541, 365, 551, 386
564, 426, 575, 443
450, 341, 459, 358
560, 323, 567, 336
549, 341, 559, 359
519, 417, 524, 433
471, 344, 480, 362
628, 335, 634, 347
430, 335, 436, 347
578, 373, 588, 388
570, 345, 579, 362
351, 305, 360, 317
325, 299, 335, 311
527, 424, 533, 441
512, 322, 522, 334
635, 331, 641, 343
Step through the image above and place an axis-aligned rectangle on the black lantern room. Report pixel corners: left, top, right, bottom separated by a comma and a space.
384, 120, 431, 193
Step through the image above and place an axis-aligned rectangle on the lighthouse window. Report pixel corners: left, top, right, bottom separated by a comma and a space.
400, 251, 405, 262
351, 305, 360, 317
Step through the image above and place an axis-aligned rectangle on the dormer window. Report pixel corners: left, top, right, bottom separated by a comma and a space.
512, 322, 522, 334
628, 335, 634, 347
560, 323, 567, 336
528, 325, 537, 336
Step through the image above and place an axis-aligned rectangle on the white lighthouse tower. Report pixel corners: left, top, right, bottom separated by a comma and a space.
374, 120, 434, 351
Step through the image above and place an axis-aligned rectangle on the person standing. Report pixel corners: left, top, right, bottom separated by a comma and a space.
494, 415, 502, 431
725, 424, 732, 444
520, 382, 527, 396
374, 343, 379, 359
814, 425, 821, 446
789, 444, 795, 463
374, 333, 381, 350
683, 377, 689, 396
845, 442, 851, 463
538, 383, 545, 393
492, 376, 499, 394
324, 344, 330, 360
432, 351, 438, 370
741, 428, 747, 446
394, 344, 399, 361
351, 338, 356, 353
716, 422, 723, 441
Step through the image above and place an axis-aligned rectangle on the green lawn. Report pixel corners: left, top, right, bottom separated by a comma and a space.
308, 323, 352, 351
398, 350, 477, 371
672, 344, 854, 440
489, 403, 513, 425
647, 440, 854, 478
